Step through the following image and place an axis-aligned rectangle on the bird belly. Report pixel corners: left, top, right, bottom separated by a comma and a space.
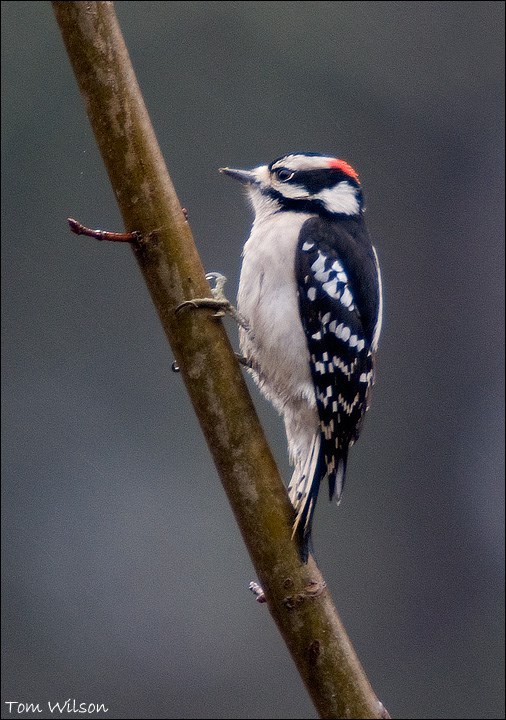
237, 212, 316, 414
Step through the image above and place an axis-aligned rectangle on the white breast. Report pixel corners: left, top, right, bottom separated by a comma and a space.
237, 210, 316, 413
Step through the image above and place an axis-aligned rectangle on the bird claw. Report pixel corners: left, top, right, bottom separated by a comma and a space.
205, 271, 228, 299
175, 297, 229, 316
205, 272, 235, 317
176, 272, 250, 332
249, 581, 267, 603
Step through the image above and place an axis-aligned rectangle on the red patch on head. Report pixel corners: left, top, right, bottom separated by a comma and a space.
327, 158, 360, 183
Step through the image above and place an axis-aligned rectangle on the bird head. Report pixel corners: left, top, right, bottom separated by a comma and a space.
220, 152, 363, 218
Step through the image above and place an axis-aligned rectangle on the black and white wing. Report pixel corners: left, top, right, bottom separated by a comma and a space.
294, 215, 381, 520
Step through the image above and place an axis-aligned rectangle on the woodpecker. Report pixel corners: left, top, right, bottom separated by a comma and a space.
218, 153, 382, 561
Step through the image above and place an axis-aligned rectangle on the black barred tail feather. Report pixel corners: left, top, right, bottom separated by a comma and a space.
328, 449, 349, 504
289, 433, 322, 562
289, 434, 351, 561
292, 477, 321, 563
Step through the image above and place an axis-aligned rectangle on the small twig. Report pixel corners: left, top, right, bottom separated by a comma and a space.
68, 217, 141, 243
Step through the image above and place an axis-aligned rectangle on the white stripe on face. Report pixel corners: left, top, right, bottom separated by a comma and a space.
271, 155, 338, 172
313, 182, 360, 215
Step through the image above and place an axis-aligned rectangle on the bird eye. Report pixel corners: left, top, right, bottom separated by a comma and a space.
275, 169, 294, 182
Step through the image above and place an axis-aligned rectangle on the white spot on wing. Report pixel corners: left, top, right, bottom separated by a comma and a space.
337, 393, 361, 414
311, 253, 326, 275
322, 279, 340, 299
331, 355, 358, 379
340, 287, 354, 308
359, 371, 373, 383
316, 269, 332, 283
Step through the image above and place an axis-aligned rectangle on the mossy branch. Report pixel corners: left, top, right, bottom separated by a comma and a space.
52, 3, 390, 718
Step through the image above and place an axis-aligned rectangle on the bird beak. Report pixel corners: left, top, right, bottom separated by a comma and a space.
219, 167, 256, 185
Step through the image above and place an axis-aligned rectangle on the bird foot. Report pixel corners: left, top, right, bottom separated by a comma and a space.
249, 581, 267, 603
176, 272, 250, 332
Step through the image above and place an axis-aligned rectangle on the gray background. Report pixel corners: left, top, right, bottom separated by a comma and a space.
2, 2, 504, 718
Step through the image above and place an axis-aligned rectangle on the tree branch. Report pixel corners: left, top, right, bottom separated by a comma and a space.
52, 3, 389, 718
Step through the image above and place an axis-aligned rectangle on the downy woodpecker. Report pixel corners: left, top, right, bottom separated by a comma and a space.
220, 153, 383, 561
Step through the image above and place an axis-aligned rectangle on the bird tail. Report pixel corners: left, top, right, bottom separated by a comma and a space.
288, 437, 349, 562
327, 450, 348, 504
288, 433, 323, 562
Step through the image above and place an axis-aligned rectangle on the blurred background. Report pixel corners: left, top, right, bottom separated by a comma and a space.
1, 2, 504, 718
